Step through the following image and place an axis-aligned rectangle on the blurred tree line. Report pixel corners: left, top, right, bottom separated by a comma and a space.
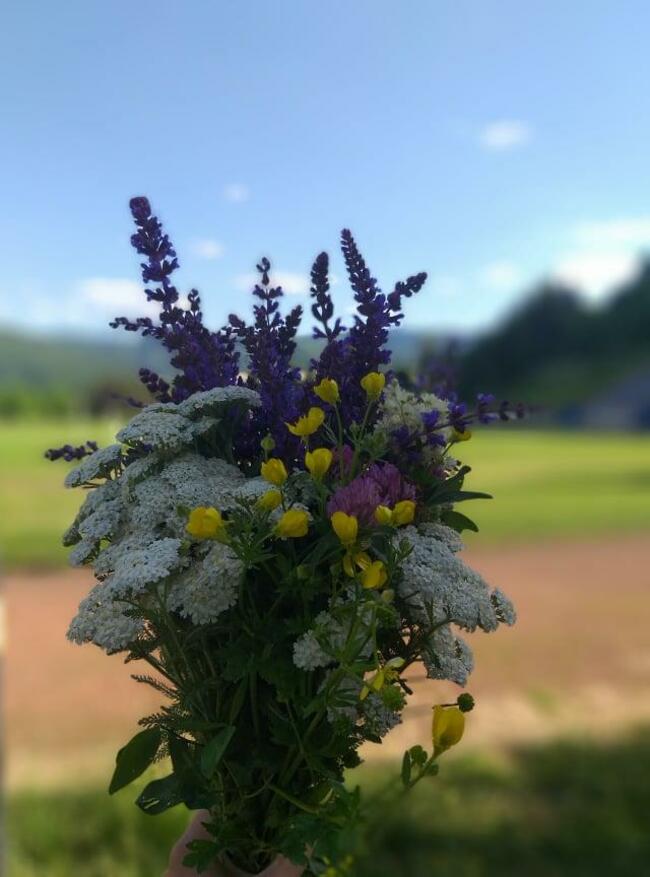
455, 261, 650, 407
1, 262, 649, 418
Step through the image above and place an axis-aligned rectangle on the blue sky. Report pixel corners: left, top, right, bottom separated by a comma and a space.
3, 0, 650, 336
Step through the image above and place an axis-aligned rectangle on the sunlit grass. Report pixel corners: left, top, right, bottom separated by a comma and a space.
1, 421, 649, 568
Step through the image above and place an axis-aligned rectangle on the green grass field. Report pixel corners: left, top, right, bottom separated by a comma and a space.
1, 420, 649, 568
9, 729, 650, 876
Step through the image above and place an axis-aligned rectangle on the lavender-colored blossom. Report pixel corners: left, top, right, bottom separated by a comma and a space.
327, 463, 417, 526
45, 441, 99, 462
229, 258, 306, 460
111, 197, 239, 402
312, 230, 426, 428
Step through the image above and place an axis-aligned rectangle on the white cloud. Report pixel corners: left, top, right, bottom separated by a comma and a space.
223, 183, 250, 203
78, 277, 190, 317
552, 252, 641, 299
428, 274, 462, 298
235, 271, 310, 296
191, 238, 225, 260
479, 261, 522, 291
79, 277, 152, 314
571, 217, 650, 248
479, 120, 532, 152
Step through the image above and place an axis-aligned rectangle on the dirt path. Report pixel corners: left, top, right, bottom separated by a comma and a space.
6, 535, 650, 787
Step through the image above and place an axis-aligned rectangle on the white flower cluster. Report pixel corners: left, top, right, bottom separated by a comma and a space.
167, 542, 243, 625
362, 693, 402, 739
374, 379, 453, 461
397, 523, 516, 687
66, 388, 259, 653
65, 444, 124, 487
68, 582, 144, 653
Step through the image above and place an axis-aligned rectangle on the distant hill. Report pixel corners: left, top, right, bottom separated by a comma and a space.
0, 326, 441, 393
0, 330, 168, 390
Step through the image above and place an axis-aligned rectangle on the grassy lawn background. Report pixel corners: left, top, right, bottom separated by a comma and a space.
1, 419, 649, 568
9, 729, 650, 876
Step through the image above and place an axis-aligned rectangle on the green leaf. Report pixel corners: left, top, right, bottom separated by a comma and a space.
183, 839, 220, 873
401, 751, 412, 787
442, 510, 480, 533
109, 727, 161, 795
200, 726, 236, 778
136, 774, 184, 815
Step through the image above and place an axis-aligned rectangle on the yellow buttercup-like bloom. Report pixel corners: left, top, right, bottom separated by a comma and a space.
314, 378, 340, 405
374, 505, 394, 526
261, 458, 288, 486
452, 428, 472, 443
360, 371, 386, 400
257, 489, 282, 511
432, 705, 465, 756
305, 448, 333, 480
286, 407, 325, 437
331, 511, 358, 547
361, 560, 388, 590
360, 657, 405, 701
275, 509, 310, 539
393, 499, 416, 526
343, 550, 371, 578
186, 507, 225, 539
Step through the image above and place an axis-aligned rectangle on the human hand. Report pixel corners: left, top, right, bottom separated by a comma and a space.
164, 811, 304, 876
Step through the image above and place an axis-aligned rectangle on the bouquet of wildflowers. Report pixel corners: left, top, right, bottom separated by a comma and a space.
57, 198, 516, 875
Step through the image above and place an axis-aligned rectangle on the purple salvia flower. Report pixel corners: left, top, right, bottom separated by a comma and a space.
229, 258, 306, 460
111, 197, 239, 402
314, 230, 426, 429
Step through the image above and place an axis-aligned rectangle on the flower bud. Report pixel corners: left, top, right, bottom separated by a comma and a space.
432, 705, 465, 756
392, 499, 416, 526
360, 371, 386, 400
331, 511, 358, 547
314, 378, 340, 405
261, 458, 288, 486
305, 447, 333, 480
374, 505, 394, 526
257, 489, 282, 511
275, 509, 310, 539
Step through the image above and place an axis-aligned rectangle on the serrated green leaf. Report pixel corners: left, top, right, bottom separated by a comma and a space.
200, 725, 236, 778
109, 727, 161, 795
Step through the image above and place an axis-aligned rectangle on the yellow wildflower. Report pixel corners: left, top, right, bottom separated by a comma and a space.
432, 705, 465, 756
331, 511, 358, 547
374, 504, 394, 526
361, 560, 388, 590
275, 509, 310, 539
186, 507, 225, 540
360, 657, 405, 700
257, 489, 282, 511
305, 447, 333, 480
393, 499, 416, 526
360, 371, 386, 400
342, 550, 371, 578
261, 458, 288, 486
314, 378, 340, 405
286, 406, 325, 437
